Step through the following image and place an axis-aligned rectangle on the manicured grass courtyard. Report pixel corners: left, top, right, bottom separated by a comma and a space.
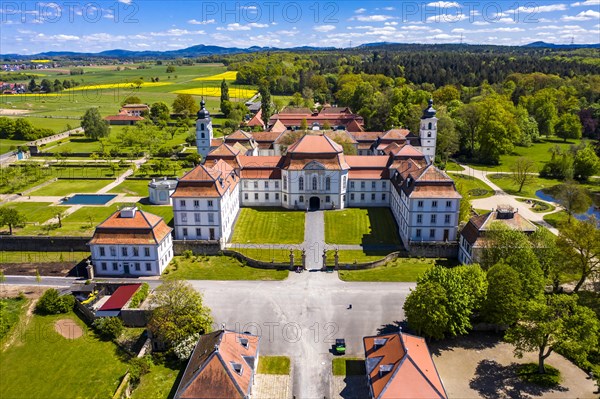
0, 201, 68, 230
28, 178, 112, 196
337, 258, 453, 282
324, 208, 401, 246
0, 311, 129, 399
108, 179, 151, 196
230, 208, 305, 244
257, 356, 291, 375
450, 173, 494, 198
162, 255, 289, 280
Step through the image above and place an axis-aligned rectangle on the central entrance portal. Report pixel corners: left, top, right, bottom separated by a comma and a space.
309, 196, 320, 211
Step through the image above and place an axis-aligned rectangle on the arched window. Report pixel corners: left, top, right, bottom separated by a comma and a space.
200, 123, 205, 130
325, 177, 331, 191
299, 177, 304, 191
427, 132, 431, 138
428, 122, 432, 130
312, 176, 318, 191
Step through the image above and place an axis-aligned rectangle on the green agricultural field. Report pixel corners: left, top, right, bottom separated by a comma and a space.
109, 179, 151, 196
466, 137, 587, 172
231, 208, 305, 244
337, 258, 451, 282
450, 173, 494, 198
162, 255, 289, 281
324, 208, 401, 246
0, 311, 129, 399
28, 179, 112, 196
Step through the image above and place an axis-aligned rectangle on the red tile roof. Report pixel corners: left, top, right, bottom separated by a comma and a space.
287, 134, 343, 154
99, 284, 141, 311
270, 119, 287, 133
346, 119, 365, 132
89, 209, 172, 245
104, 115, 144, 121
345, 155, 390, 168
251, 131, 284, 142
173, 159, 239, 198
246, 109, 264, 127
364, 332, 447, 399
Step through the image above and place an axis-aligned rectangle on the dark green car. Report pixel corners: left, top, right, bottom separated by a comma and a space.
335, 339, 346, 355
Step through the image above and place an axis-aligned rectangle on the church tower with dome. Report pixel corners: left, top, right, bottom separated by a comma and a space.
419, 99, 438, 162
195, 99, 213, 163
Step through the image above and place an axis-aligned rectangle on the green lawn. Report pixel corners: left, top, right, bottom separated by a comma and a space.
7, 116, 77, 133
543, 211, 570, 229
489, 174, 562, 198
450, 173, 494, 199
162, 255, 289, 280
337, 258, 451, 282
130, 362, 181, 399
0, 297, 28, 341
332, 358, 365, 376
0, 251, 89, 263
28, 178, 112, 196
1, 201, 68, 225
233, 247, 303, 263
0, 311, 129, 399
109, 179, 150, 196
50, 137, 102, 153
324, 208, 401, 246
257, 356, 291, 375
466, 137, 587, 172
0, 138, 28, 151
230, 208, 305, 244
444, 161, 465, 172
516, 198, 556, 213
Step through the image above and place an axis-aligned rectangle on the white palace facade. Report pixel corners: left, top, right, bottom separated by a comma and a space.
171, 100, 461, 250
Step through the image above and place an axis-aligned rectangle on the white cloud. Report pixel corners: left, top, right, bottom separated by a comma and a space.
510, 4, 567, 13
382, 7, 395, 11
150, 29, 205, 37
427, 1, 461, 7
188, 19, 215, 25
428, 33, 461, 40
314, 25, 336, 32
217, 22, 268, 31
472, 21, 490, 25
355, 8, 366, 14
118, 0, 132, 4
571, 0, 600, 6
426, 13, 468, 22
384, 21, 399, 26
562, 9, 600, 20
354, 14, 396, 22
49, 34, 80, 41
401, 25, 431, 31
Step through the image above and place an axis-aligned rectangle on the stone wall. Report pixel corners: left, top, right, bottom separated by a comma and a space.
120, 308, 151, 327
0, 236, 90, 252
407, 242, 459, 258
335, 251, 406, 270
173, 240, 221, 255
223, 249, 291, 270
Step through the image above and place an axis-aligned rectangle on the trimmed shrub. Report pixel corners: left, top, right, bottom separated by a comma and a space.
93, 317, 124, 340
35, 289, 74, 315
129, 356, 153, 383
128, 283, 150, 309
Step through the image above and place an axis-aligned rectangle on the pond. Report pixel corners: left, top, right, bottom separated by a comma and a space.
61, 194, 117, 205
535, 190, 600, 220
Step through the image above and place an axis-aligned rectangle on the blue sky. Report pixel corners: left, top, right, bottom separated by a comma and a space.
1, 1, 599, 54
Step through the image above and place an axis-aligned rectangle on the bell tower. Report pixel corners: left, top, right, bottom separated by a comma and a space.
419, 99, 437, 163
196, 99, 213, 163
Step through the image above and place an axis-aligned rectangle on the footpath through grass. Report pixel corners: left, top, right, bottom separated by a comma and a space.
162, 255, 288, 281
324, 208, 401, 246
257, 356, 291, 375
338, 258, 451, 282
230, 207, 305, 244
0, 311, 129, 399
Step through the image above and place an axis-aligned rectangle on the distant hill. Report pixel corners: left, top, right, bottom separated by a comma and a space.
2, 41, 599, 59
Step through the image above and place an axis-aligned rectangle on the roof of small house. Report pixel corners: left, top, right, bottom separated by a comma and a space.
89, 208, 172, 245
98, 284, 141, 311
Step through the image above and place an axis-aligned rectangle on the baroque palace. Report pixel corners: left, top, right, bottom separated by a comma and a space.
170, 100, 461, 252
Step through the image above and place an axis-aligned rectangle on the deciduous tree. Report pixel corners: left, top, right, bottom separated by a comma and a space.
555, 113, 582, 142
403, 281, 450, 340
482, 262, 523, 327
172, 94, 199, 117
0, 207, 26, 235
554, 182, 592, 223
81, 108, 109, 140
557, 216, 600, 292
510, 157, 537, 193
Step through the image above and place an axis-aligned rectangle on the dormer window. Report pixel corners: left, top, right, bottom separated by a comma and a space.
379, 364, 394, 376
231, 362, 243, 375
240, 338, 249, 349
374, 338, 387, 349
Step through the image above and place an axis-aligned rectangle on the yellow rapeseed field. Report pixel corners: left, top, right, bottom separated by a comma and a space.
172, 87, 256, 99
193, 71, 238, 81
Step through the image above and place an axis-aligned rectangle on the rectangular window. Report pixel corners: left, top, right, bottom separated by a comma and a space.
264, 181, 269, 189
99, 247, 105, 256
179, 200, 186, 207
183, 228, 188, 236
208, 213, 214, 223
372, 181, 376, 189
133, 247, 139, 257
417, 214, 423, 224
445, 214, 451, 224
371, 193, 375, 201
121, 247, 127, 256
196, 228, 202, 236
144, 247, 150, 257
275, 193, 280, 200
418, 200, 424, 207
135, 262, 140, 271
194, 213, 201, 223
243, 181, 248, 188
145, 263, 152, 271
265, 193, 269, 200
342, 176, 346, 190
430, 229, 436, 238
208, 200, 213, 207
382, 193, 386, 201
350, 193, 355, 200
101, 262, 107, 271
326, 195, 330, 203
360, 193, 365, 201
431, 214, 437, 224
244, 193, 248, 200
110, 247, 116, 256
275, 181, 279, 189
193, 200, 200, 207
284, 194, 287, 202
254, 193, 259, 200
432, 200, 438, 208
350, 181, 355, 189
299, 196, 304, 203
361, 181, 365, 189
112, 262, 118, 271
382, 181, 387, 189
181, 213, 187, 223
446, 200, 452, 208
416, 229, 421, 238
254, 181, 258, 189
